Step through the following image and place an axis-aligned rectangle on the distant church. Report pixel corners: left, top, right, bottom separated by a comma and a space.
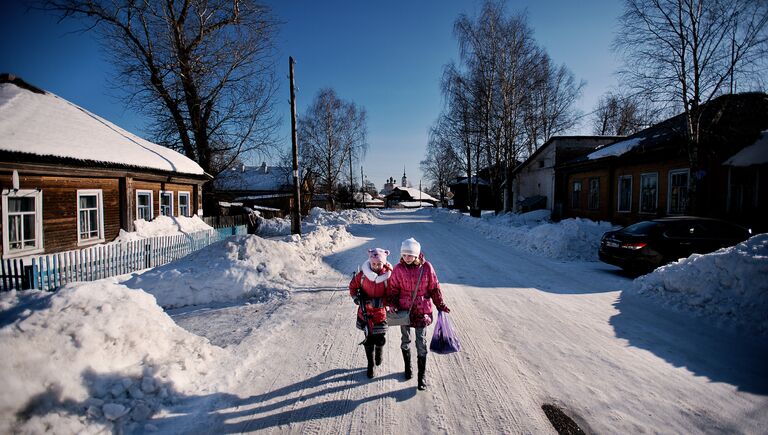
381, 168, 409, 196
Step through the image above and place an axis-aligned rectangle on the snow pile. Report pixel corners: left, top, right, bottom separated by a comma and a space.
114, 215, 214, 242
254, 208, 381, 238
122, 225, 354, 308
0, 282, 223, 434
304, 207, 380, 227
435, 209, 615, 261
632, 233, 768, 335
255, 215, 291, 237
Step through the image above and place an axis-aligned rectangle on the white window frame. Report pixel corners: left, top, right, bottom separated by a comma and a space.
667, 168, 690, 215
159, 191, 174, 217
136, 190, 154, 221
617, 175, 633, 213
2, 189, 44, 259
177, 191, 191, 217
77, 189, 105, 246
639, 172, 659, 214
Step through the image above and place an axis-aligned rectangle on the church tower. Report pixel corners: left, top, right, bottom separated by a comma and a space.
401, 167, 407, 187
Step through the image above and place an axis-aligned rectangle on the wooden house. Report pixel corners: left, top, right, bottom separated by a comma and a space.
511, 136, 623, 216
213, 162, 313, 216
558, 93, 768, 231
384, 186, 439, 208
0, 75, 209, 259
447, 176, 493, 211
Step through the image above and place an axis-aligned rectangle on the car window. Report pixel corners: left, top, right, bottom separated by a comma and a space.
663, 221, 693, 238
622, 221, 661, 235
700, 221, 748, 239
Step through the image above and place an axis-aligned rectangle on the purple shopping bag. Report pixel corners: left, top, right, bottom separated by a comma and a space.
430, 311, 461, 354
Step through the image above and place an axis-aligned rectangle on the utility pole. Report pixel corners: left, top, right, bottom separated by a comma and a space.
289, 57, 301, 235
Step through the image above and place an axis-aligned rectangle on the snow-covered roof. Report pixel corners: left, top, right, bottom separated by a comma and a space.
389, 186, 438, 202
449, 176, 490, 186
587, 137, 643, 160
724, 130, 768, 166
214, 164, 292, 191
0, 81, 205, 176
353, 192, 384, 204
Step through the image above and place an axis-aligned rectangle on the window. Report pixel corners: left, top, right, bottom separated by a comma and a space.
571, 180, 582, 209
588, 177, 600, 210
668, 169, 689, 214
2, 189, 43, 258
136, 190, 153, 221
640, 173, 658, 214
178, 192, 190, 217
77, 189, 104, 245
727, 167, 758, 215
617, 175, 633, 212
159, 191, 174, 216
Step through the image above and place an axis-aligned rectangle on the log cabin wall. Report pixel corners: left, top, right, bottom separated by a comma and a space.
0, 165, 207, 259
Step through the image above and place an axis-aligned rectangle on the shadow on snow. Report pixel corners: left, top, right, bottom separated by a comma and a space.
610, 291, 768, 394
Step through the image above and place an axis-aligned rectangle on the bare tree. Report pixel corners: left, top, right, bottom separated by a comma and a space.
522, 53, 584, 155
41, 0, 282, 202
591, 91, 658, 135
615, 0, 768, 212
437, 1, 583, 213
298, 88, 367, 210
421, 126, 463, 204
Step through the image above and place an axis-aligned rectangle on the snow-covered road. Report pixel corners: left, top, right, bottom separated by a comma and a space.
161, 209, 768, 434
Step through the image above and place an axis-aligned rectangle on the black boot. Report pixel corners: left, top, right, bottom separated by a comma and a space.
374, 345, 384, 366
417, 355, 427, 391
365, 345, 375, 378
402, 349, 412, 380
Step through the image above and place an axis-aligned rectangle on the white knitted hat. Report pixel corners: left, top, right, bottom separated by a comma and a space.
400, 237, 421, 257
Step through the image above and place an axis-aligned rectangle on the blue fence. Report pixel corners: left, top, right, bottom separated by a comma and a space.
3, 225, 247, 292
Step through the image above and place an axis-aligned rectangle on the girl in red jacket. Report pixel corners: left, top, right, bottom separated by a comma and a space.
349, 247, 392, 378
388, 238, 450, 391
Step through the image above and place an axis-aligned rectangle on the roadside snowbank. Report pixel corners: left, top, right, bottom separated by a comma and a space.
255, 207, 380, 237
435, 209, 615, 261
122, 225, 355, 308
114, 215, 214, 242
632, 233, 768, 335
0, 282, 223, 434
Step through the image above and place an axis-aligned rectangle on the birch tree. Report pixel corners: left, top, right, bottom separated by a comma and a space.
298, 88, 367, 210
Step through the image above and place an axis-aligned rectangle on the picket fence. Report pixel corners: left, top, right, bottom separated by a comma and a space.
1, 225, 247, 292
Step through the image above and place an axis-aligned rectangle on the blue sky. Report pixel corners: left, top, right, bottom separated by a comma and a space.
1, 0, 624, 190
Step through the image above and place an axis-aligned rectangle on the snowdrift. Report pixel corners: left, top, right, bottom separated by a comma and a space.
0, 282, 223, 434
114, 215, 214, 242
123, 225, 355, 308
255, 207, 380, 237
632, 233, 768, 336
435, 209, 615, 261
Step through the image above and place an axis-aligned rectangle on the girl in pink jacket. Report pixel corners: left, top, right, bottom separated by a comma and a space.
388, 237, 450, 391
349, 248, 392, 378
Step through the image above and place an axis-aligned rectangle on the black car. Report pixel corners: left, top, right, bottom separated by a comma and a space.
599, 216, 752, 273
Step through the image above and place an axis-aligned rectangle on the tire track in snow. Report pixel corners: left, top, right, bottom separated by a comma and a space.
410, 216, 556, 433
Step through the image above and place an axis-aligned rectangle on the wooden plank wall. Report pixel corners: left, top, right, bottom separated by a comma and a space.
0, 172, 204, 258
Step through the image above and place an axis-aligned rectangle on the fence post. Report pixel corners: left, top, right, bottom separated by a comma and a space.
23, 264, 33, 290
145, 240, 151, 269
